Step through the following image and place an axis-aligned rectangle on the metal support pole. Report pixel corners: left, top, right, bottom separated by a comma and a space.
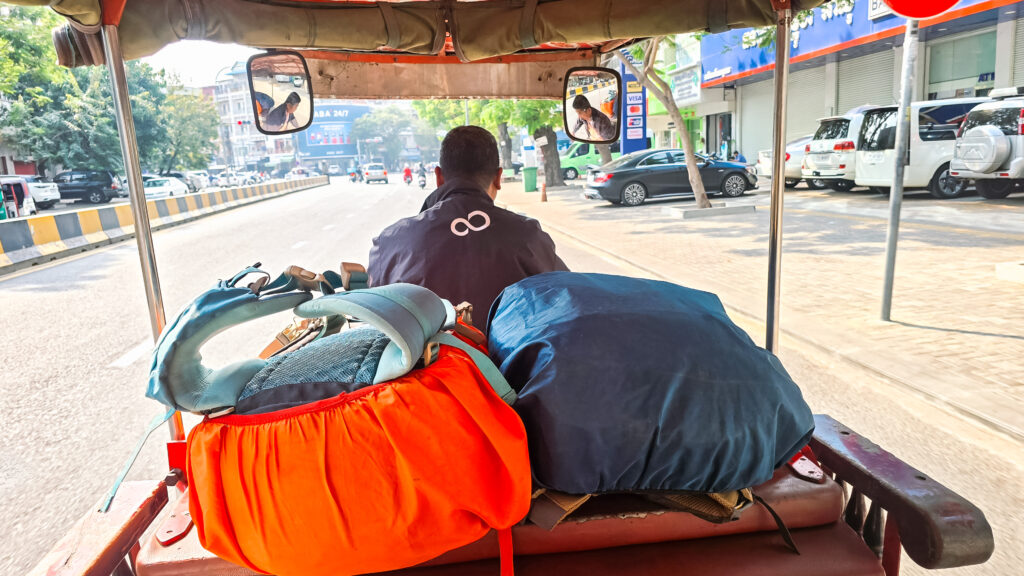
464, 99, 470, 126
881, 20, 918, 321
101, 25, 184, 441
766, 8, 792, 354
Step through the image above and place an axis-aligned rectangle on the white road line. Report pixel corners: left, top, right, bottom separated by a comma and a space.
109, 339, 153, 368
292, 241, 309, 249
322, 224, 336, 231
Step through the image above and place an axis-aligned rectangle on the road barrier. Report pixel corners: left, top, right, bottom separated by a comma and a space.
0, 176, 328, 274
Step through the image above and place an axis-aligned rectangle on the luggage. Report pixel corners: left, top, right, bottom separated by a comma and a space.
487, 271, 815, 495
148, 267, 531, 576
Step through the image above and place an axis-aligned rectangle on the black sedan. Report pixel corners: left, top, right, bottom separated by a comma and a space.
583, 149, 757, 206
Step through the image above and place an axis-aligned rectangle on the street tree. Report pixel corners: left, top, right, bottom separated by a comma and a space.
509, 100, 563, 187
480, 100, 516, 170
157, 88, 220, 173
350, 105, 414, 168
617, 39, 712, 208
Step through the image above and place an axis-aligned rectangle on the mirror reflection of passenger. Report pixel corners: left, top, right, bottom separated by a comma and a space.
571, 94, 616, 141
368, 126, 568, 314
253, 91, 275, 123
264, 91, 301, 131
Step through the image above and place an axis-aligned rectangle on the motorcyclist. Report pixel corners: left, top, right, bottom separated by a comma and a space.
368, 126, 568, 315
403, 164, 413, 184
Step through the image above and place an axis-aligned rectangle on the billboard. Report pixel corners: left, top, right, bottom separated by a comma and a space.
295, 101, 372, 160
619, 51, 648, 154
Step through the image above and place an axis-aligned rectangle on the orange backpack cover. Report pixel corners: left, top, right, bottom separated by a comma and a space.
186, 332, 531, 576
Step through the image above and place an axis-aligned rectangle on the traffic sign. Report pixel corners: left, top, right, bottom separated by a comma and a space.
882, 0, 957, 19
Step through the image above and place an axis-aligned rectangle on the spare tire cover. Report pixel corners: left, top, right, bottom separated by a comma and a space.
958, 125, 1011, 173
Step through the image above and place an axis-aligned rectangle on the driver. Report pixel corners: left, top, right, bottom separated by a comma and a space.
571, 94, 616, 141
368, 126, 568, 315
264, 92, 302, 131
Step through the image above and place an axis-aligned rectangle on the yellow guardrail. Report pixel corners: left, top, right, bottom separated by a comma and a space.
0, 176, 329, 273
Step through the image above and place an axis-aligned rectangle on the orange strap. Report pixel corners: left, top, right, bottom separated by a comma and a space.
499, 527, 515, 576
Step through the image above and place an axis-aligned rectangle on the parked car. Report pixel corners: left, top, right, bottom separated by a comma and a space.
1, 176, 37, 217
21, 175, 61, 209
52, 170, 121, 204
561, 140, 621, 180
584, 149, 757, 206
855, 97, 988, 198
363, 163, 388, 184
142, 177, 189, 199
802, 105, 877, 192
949, 93, 1024, 199
217, 172, 241, 187
327, 165, 341, 175
756, 136, 827, 189
285, 168, 312, 181
184, 171, 210, 192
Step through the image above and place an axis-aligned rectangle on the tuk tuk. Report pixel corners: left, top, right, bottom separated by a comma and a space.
1, 176, 37, 219
16, 1, 994, 575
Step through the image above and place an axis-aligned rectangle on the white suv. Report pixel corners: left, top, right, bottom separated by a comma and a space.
949, 97, 1024, 199
802, 105, 877, 192
855, 97, 989, 199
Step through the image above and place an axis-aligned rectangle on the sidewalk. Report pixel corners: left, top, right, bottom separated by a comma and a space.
497, 181, 1024, 442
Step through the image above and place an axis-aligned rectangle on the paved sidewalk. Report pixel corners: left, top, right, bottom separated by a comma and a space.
498, 181, 1024, 441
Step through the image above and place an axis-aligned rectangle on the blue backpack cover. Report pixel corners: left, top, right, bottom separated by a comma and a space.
486, 272, 815, 495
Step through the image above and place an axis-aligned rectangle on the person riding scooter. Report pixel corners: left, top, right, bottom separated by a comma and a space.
417, 163, 427, 190
403, 165, 413, 185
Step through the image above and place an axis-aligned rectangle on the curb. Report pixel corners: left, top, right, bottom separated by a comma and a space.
0, 176, 329, 276
501, 199, 1024, 444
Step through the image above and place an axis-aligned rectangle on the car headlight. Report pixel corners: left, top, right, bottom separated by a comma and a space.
746, 166, 757, 176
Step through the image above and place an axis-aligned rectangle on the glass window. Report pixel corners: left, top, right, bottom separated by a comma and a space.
640, 152, 671, 166
962, 106, 1022, 136
572, 143, 591, 158
860, 109, 897, 151
814, 120, 850, 140
919, 103, 975, 141
927, 31, 996, 98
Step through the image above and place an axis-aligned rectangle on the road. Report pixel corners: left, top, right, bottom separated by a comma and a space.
2, 178, 1020, 575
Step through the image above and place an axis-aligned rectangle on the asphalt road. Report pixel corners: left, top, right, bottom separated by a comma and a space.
2, 178, 1019, 575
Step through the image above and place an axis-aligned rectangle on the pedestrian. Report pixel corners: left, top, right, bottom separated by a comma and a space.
264, 92, 302, 132
571, 94, 616, 141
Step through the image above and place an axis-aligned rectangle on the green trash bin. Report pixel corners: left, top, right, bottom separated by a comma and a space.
523, 167, 538, 192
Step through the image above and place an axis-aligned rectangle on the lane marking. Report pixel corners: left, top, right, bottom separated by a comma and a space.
109, 339, 153, 368
292, 241, 308, 250
322, 224, 336, 231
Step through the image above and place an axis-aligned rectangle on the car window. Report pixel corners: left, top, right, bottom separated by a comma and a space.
814, 119, 849, 140
603, 151, 646, 170
53, 173, 69, 183
860, 109, 897, 151
640, 152, 671, 166
669, 152, 690, 164
572, 143, 590, 158
961, 107, 1021, 136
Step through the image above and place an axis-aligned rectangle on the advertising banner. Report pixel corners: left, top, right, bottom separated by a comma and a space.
619, 52, 648, 154
295, 101, 372, 160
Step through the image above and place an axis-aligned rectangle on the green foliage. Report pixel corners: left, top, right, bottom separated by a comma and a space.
158, 89, 220, 172
508, 100, 560, 134
350, 105, 415, 167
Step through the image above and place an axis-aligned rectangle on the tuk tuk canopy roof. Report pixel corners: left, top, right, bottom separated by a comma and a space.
10, 0, 824, 67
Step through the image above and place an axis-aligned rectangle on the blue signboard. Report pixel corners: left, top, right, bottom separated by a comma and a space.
619, 53, 648, 154
700, 0, 996, 87
295, 101, 371, 160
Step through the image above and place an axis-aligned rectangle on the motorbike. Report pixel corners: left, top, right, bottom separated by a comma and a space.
349, 171, 359, 183
418, 175, 427, 189
404, 173, 413, 185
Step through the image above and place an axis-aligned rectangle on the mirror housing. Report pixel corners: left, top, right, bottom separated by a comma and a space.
247, 51, 314, 136
563, 67, 622, 145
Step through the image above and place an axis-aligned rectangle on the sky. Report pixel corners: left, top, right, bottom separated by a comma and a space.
142, 41, 259, 87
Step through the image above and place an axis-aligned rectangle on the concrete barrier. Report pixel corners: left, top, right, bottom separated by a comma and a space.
0, 176, 329, 274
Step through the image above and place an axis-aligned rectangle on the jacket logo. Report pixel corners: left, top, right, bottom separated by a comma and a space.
450, 210, 491, 237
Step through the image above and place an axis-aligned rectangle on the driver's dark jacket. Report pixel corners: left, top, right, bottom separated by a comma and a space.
368, 177, 568, 315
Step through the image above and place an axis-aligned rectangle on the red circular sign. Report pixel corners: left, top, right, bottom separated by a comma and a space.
883, 0, 958, 19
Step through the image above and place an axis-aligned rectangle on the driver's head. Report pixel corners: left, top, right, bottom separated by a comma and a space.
438, 126, 501, 194
285, 91, 301, 113
572, 94, 593, 120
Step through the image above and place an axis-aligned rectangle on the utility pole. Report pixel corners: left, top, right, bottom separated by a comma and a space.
464, 100, 470, 126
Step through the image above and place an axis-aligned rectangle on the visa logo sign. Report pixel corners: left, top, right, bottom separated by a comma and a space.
626, 93, 643, 105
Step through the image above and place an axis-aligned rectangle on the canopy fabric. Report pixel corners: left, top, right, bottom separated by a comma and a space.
9, 0, 825, 68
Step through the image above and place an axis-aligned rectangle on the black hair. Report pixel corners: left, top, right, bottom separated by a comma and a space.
572, 94, 592, 111
285, 91, 301, 105
439, 126, 500, 189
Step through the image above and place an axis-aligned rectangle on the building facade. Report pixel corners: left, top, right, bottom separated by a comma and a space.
211, 62, 298, 172
699, 0, 1022, 160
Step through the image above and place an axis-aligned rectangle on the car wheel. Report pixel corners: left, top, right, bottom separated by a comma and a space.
721, 174, 747, 197
785, 178, 800, 188
621, 182, 647, 206
807, 178, 829, 190
869, 186, 890, 195
37, 201, 54, 209
87, 190, 106, 204
929, 164, 965, 199
976, 179, 1014, 199
829, 180, 854, 192
564, 167, 579, 180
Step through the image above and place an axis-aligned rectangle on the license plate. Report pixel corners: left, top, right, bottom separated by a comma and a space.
864, 151, 884, 164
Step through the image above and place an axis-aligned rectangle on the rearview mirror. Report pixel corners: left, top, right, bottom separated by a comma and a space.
247, 51, 314, 135
563, 67, 622, 145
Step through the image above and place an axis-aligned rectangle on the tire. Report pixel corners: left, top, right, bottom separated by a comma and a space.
785, 178, 800, 188
976, 179, 1014, 199
807, 178, 829, 190
621, 182, 648, 206
869, 186, 890, 195
564, 167, 579, 180
37, 201, 55, 209
829, 180, 855, 192
87, 190, 107, 204
929, 164, 965, 199
721, 174, 747, 197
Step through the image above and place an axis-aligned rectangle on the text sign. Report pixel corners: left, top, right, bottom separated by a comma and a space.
619, 56, 647, 154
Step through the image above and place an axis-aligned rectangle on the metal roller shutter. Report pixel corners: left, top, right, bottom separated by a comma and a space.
1014, 18, 1024, 84
740, 79, 773, 160
838, 50, 896, 114
786, 66, 829, 140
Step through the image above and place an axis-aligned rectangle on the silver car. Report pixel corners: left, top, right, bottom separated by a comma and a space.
364, 163, 388, 184
950, 95, 1024, 199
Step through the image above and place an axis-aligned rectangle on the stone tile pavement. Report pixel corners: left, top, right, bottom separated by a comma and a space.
497, 181, 1024, 441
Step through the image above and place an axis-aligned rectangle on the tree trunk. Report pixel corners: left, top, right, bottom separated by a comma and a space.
497, 122, 514, 169
616, 48, 712, 209
534, 125, 564, 187
596, 143, 613, 165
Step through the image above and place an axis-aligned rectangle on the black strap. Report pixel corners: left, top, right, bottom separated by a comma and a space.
753, 493, 801, 555
379, 2, 402, 49
520, 0, 539, 50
